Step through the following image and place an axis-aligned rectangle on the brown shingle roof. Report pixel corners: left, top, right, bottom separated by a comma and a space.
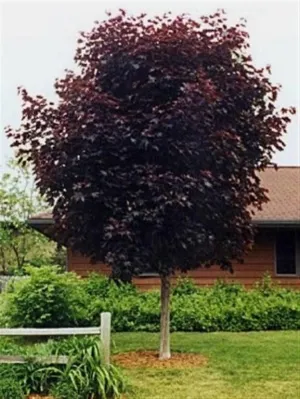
29, 210, 53, 222
253, 166, 300, 223
30, 211, 53, 220
29, 167, 300, 224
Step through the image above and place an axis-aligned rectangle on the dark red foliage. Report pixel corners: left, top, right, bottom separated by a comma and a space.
6, 10, 295, 277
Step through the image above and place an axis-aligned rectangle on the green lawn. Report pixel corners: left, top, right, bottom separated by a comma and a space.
112, 331, 300, 399
0, 331, 299, 398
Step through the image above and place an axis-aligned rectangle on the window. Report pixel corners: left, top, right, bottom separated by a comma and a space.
275, 231, 298, 275
139, 270, 159, 277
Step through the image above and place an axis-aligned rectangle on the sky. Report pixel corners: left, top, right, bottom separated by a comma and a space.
0, 0, 299, 174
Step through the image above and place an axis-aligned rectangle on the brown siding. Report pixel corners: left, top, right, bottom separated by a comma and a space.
67, 229, 300, 289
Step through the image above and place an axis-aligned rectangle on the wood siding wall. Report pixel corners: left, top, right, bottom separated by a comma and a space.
67, 229, 300, 289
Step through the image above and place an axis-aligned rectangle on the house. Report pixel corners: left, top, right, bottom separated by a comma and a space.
29, 167, 300, 289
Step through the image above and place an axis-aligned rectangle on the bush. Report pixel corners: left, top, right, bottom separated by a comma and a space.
170, 277, 300, 332
2, 266, 90, 328
0, 377, 24, 399
88, 275, 300, 333
0, 337, 126, 399
52, 337, 126, 399
2, 268, 300, 333
172, 277, 198, 296
50, 382, 81, 399
84, 273, 137, 298
89, 286, 161, 332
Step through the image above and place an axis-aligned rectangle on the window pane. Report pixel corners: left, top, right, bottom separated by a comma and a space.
276, 231, 296, 275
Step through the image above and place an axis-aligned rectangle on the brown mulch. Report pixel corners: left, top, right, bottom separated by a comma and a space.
28, 396, 56, 399
26, 352, 207, 399
28, 397, 54, 399
112, 351, 208, 369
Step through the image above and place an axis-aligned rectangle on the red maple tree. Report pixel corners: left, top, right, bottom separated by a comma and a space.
7, 10, 295, 359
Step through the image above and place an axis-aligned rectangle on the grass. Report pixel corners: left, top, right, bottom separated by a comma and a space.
0, 331, 299, 398
112, 331, 300, 399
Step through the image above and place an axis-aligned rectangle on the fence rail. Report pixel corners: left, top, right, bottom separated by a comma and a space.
0, 327, 101, 336
0, 355, 69, 364
0, 312, 111, 365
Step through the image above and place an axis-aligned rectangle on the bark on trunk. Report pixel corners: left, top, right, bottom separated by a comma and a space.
10, 244, 22, 270
159, 274, 171, 360
0, 248, 7, 274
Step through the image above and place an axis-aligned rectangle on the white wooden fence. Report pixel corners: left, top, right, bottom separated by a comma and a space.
0, 312, 111, 366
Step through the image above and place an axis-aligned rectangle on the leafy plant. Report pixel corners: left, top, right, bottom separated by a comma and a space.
0, 342, 64, 396
0, 159, 56, 274
57, 338, 126, 398
50, 381, 81, 399
88, 276, 300, 333
84, 273, 137, 298
172, 277, 198, 296
3, 266, 90, 328
0, 337, 126, 398
254, 272, 279, 295
0, 377, 24, 399
2, 269, 300, 334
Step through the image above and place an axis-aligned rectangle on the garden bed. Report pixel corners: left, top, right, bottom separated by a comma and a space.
113, 350, 207, 368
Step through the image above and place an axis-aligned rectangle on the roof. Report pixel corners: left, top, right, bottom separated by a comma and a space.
253, 166, 300, 224
29, 211, 53, 224
29, 166, 300, 225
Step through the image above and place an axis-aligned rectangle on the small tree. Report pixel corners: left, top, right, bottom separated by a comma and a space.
7, 10, 295, 358
0, 159, 57, 273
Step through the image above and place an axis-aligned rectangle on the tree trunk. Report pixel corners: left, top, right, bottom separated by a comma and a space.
0, 247, 7, 274
159, 274, 171, 360
10, 244, 22, 270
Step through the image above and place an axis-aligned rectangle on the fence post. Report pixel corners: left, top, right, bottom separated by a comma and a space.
100, 312, 111, 366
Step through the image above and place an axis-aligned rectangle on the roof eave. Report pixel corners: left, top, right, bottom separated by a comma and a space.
27, 219, 54, 226
253, 219, 300, 228
28, 217, 300, 228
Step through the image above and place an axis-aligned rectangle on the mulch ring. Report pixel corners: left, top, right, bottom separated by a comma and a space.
28, 397, 54, 399
113, 351, 208, 369
28, 397, 53, 399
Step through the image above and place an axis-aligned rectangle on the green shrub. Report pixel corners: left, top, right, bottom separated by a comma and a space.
254, 272, 279, 295
55, 337, 126, 398
2, 268, 300, 333
89, 288, 160, 332
2, 266, 90, 328
0, 294, 6, 327
0, 377, 24, 399
172, 277, 198, 296
0, 342, 64, 396
84, 273, 114, 297
210, 278, 245, 297
50, 381, 81, 399
0, 337, 126, 399
84, 273, 137, 298
170, 278, 300, 332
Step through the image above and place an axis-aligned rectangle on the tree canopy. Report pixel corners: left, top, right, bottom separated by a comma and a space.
7, 9, 295, 276
6, 9, 295, 358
